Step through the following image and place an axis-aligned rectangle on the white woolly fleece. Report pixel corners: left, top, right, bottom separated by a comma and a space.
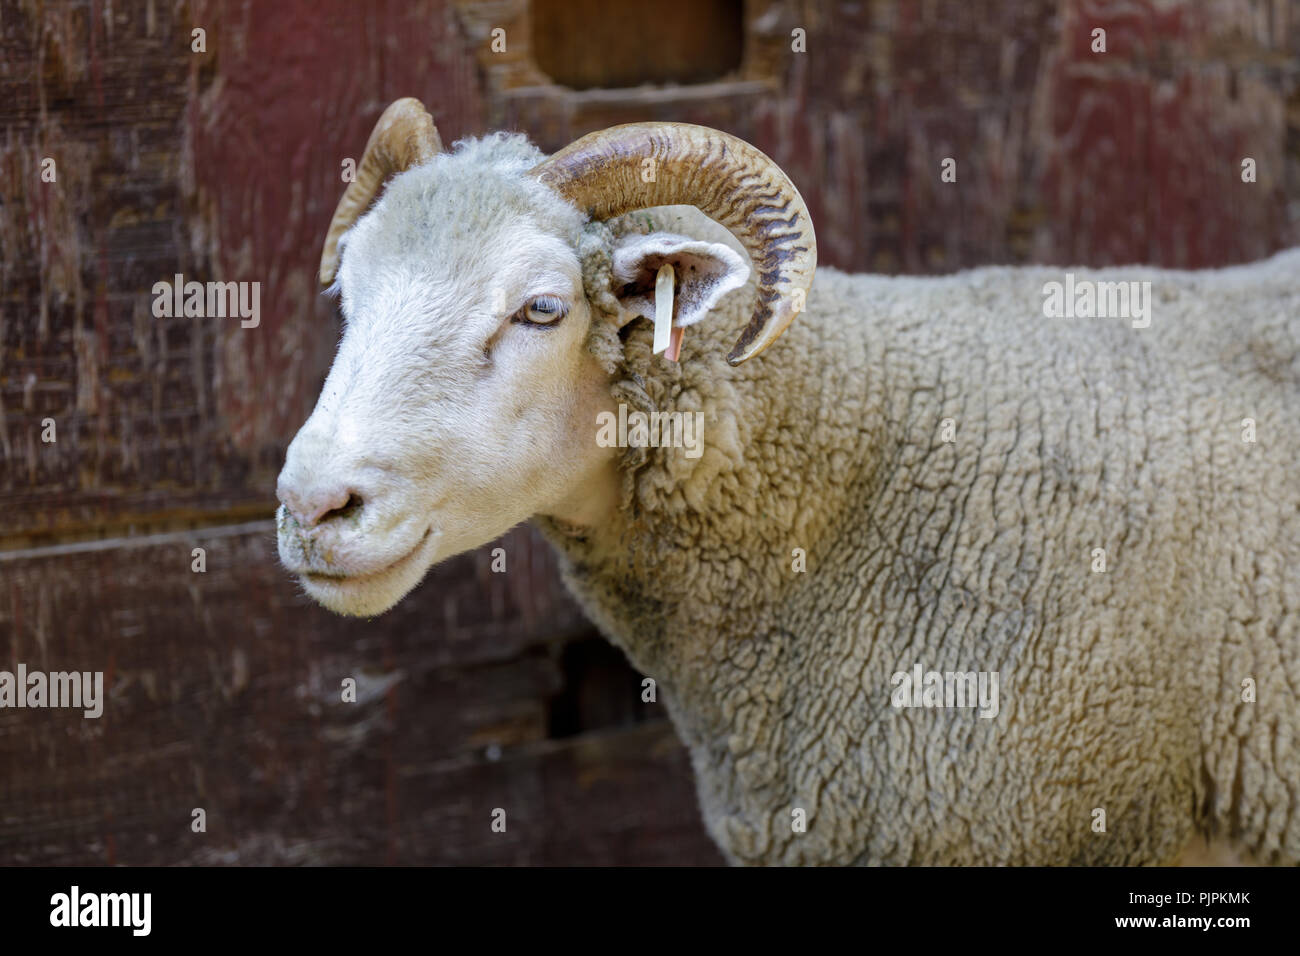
542, 237, 1300, 866
282, 129, 1300, 865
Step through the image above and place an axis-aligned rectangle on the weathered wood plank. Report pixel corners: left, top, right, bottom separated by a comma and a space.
391, 722, 724, 866
0, 524, 722, 864
0, 0, 487, 540
0, 524, 588, 670
2, 709, 719, 865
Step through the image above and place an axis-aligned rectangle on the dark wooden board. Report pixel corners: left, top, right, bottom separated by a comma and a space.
0, 525, 720, 864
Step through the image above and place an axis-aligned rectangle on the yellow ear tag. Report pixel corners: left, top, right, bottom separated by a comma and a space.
653, 262, 682, 361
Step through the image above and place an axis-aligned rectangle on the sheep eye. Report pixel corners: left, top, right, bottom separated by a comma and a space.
515, 295, 568, 326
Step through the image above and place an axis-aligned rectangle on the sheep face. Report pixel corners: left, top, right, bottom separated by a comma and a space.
277, 117, 803, 618
276, 137, 615, 617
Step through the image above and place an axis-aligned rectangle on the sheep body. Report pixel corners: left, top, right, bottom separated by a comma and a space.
284, 128, 1300, 865
541, 224, 1300, 865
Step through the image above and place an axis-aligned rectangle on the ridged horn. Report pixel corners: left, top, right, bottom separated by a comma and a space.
319, 98, 443, 286
530, 123, 816, 365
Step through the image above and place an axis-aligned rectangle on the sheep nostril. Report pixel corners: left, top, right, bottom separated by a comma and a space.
280, 484, 363, 529
323, 493, 364, 523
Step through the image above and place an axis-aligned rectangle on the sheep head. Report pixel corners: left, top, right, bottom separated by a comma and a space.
277, 98, 816, 616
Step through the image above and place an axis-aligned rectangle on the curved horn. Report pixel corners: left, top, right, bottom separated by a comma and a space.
530, 123, 816, 366
319, 98, 443, 286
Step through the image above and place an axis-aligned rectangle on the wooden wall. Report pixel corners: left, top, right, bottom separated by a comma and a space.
1, 0, 1296, 864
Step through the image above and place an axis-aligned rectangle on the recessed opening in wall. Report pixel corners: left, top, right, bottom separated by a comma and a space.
548, 636, 655, 738
531, 0, 744, 90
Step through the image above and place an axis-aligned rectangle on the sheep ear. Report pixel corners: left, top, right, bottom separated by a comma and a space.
610, 233, 750, 329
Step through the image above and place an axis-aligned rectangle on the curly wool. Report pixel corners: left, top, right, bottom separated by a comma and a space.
541, 219, 1300, 866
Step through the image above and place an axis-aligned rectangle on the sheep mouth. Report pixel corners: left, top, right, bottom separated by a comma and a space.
301, 527, 434, 586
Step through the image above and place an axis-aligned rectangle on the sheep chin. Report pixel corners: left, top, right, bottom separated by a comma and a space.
297, 527, 439, 618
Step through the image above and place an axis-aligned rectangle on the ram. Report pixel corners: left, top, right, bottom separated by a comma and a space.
276, 98, 1300, 866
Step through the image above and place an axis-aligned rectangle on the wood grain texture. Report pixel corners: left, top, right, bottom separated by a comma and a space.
0, 0, 486, 542
0, 525, 721, 864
